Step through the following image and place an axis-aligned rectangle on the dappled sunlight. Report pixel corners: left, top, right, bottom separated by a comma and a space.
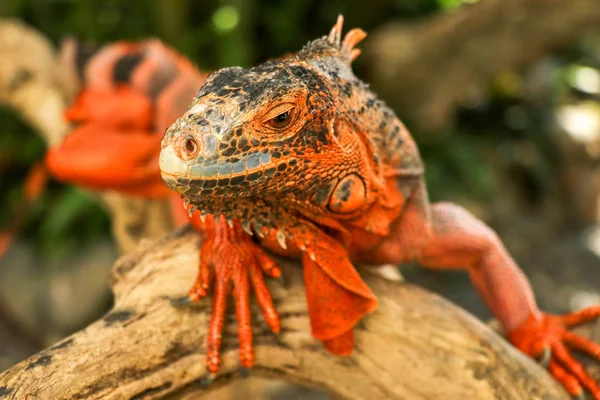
557, 102, 600, 143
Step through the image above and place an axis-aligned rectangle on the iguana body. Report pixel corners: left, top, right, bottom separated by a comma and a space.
159, 17, 600, 398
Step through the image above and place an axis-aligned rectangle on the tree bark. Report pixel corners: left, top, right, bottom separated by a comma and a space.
2, 227, 595, 400
365, 0, 600, 132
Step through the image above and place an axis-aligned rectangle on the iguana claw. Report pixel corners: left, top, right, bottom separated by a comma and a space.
170, 296, 195, 307
538, 346, 551, 368
509, 309, 600, 400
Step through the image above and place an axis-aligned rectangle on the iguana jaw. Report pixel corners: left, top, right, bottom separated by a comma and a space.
160, 143, 287, 196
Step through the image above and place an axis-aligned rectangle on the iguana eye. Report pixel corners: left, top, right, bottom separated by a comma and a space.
270, 111, 291, 128
263, 103, 296, 130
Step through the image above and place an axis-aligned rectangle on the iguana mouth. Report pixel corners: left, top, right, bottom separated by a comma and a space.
189, 152, 274, 180
160, 144, 289, 195
160, 145, 273, 177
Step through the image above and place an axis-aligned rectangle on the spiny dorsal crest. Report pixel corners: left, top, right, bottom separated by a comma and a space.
298, 15, 367, 64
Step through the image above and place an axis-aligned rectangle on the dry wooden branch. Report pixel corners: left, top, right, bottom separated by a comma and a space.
2, 228, 596, 400
364, 0, 600, 132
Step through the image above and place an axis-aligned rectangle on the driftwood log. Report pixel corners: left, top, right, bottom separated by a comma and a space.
2, 227, 599, 400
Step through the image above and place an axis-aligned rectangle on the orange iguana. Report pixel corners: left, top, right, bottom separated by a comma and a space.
159, 16, 600, 398
45, 39, 207, 229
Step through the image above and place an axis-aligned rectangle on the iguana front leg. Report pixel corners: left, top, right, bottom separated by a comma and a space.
177, 213, 282, 375
373, 182, 600, 399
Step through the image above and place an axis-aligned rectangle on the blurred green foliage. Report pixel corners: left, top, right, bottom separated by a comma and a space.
0, 0, 598, 264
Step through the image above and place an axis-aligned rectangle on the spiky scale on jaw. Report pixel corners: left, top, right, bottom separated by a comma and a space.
276, 230, 287, 250
242, 220, 253, 236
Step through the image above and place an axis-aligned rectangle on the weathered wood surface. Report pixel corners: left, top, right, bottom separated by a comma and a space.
3, 227, 597, 400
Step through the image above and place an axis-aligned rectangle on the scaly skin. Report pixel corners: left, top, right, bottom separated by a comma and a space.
159, 16, 600, 397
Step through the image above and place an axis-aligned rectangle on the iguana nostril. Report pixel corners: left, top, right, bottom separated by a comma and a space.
184, 135, 199, 157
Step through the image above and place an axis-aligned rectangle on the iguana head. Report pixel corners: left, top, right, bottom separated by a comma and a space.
160, 16, 375, 227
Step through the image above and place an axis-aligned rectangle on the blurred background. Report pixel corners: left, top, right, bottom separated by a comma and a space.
1, 0, 600, 398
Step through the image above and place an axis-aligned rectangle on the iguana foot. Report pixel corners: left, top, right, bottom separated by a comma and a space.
184, 215, 281, 375
508, 308, 600, 399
